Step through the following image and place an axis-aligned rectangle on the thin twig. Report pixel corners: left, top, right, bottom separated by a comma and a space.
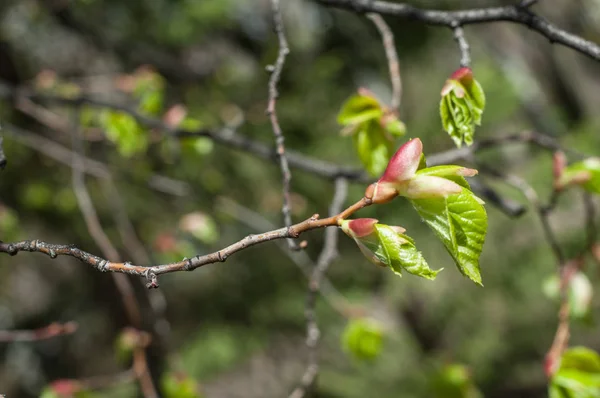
366, 13, 402, 110
451, 24, 471, 67
0, 197, 372, 283
0, 322, 78, 342
317, 0, 600, 62
289, 178, 349, 398
267, 0, 296, 250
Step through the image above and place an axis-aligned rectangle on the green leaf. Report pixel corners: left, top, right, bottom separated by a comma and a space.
415, 165, 472, 189
162, 372, 203, 398
353, 122, 393, 177
341, 318, 384, 361
101, 110, 148, 157
337, 93, 383, 126
383, 115, 406, 137
561, 158, 600, 194
550, 347, 600, 398
431, 364, 482, 398
373, 225, 441, 279
440, 79, 485, 148
410, 188, 487, 285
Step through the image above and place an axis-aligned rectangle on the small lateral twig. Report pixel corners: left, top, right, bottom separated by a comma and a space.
366, 13, 402, 110
267, 0, 296, 250
451, 24, 471, 67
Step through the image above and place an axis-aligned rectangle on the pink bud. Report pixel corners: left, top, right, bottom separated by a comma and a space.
341, 218, 378, 238
450, 67, 474, 84
441, 67, 473, 97
380, 138, 423, 184
50, 379, 80, 396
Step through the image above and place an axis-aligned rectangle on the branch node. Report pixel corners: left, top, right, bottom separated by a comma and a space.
97, 259, 109, 272
145, 271, 159, 289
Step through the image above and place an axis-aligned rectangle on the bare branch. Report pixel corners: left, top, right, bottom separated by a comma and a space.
267, 0, 296, 250
366, 13, 402, 110
0, 322, 77, 342
0, 197, 372, 284
317, 0, 600, 62
290, 177, 349, 398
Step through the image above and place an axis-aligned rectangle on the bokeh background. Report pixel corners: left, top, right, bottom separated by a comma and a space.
1, 0, 600, 397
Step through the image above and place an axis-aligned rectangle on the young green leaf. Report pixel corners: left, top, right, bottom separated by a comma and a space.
440, 68, 486, 148
162, 372, 203, 398
101, 110, 148, 157
342, 318, 385, 361
559, 158, 600, 194
341, 219, 441, 280
337, 92, 383, 126
410, 188, 487, 285
550, 347, 600, 398
353, 122, 394, 177
431, 364, 482, 398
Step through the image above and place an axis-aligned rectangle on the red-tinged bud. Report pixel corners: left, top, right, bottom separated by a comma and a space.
450, 67, 474, 84
401, 175, 463, 199
341, 218, 378, 239
441, 67, 475, 98
50, 379, 81, 396
380, 138, 423, 184
544, 354, 557, 378
553, 151, 567, 180
365, 181, 399, 204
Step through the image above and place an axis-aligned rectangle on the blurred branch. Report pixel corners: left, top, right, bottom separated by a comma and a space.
70, 109, 159, 398
317, 0, 600, 62
216, 197, 352, 315
0, 135, 6, 170
366, 13, 402, 110
0, 322, 77, 342
0, 197, 372, 285
267, 0, 296, 250
290, 177, 349, 398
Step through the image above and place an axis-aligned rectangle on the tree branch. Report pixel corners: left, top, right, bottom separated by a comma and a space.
366, 13, 402, 110
317, 0, 600, 62
0, 197, 372, 285
267, 0, 296, 250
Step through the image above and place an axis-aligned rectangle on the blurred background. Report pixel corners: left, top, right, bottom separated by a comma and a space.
1, 0, 600, 397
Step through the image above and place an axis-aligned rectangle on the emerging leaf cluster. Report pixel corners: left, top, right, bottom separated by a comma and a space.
337, 90, 405, 176
440, 74, 485, 147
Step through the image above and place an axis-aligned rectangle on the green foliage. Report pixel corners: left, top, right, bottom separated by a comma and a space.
162, 372, 203, 398
342, 318, 385, 361
410, 166, 487, 285
337, 91, 405, 176
101, 110, 148, 157
132, 69, 165, 116
560, 158, 600, 194
440, 75, 485, 148
550, 347, 600, 398
431, 364, 482, 398
543, 271, 593, 321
